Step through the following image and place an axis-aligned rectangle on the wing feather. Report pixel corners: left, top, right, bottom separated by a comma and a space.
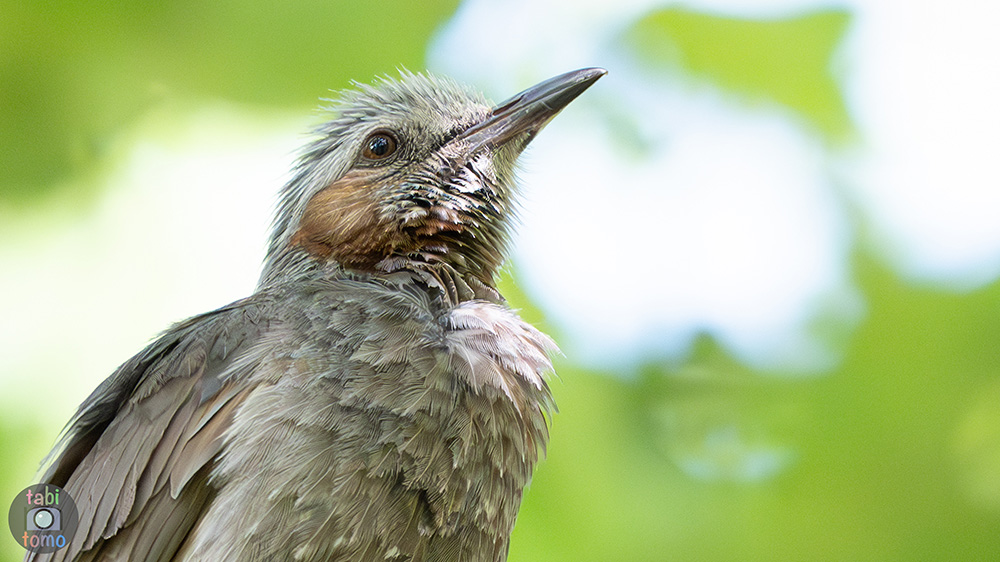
27, 301, 266, 562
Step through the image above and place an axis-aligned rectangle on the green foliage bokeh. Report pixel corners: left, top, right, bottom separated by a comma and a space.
629, 7, 852, 138
3, 2, 1000, 561
0, 0, 458, 203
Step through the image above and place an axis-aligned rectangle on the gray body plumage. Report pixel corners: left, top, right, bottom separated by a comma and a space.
28, 68, 603, 562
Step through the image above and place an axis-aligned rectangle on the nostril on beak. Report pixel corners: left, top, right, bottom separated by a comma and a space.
491, 95, 523, 117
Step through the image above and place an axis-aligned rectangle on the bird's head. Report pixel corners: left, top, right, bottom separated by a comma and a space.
261, 68, 605, 300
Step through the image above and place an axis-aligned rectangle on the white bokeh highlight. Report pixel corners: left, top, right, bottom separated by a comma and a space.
843, 0, 1000, 287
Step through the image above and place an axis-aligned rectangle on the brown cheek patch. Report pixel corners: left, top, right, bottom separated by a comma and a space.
290, 170, 404, 269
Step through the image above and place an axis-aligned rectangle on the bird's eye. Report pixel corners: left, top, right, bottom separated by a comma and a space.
361, 131, 398, 161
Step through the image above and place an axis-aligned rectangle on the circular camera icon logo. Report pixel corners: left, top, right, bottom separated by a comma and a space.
28, 508, 60, 531
8, 484, 78, 554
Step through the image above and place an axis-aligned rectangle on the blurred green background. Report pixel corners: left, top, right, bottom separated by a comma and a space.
3, 1, 1000, 561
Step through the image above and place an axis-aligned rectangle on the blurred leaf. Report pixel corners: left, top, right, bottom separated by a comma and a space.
953, 380, 1000, 509
0, 0, 459, 204
626, 7, 852, 138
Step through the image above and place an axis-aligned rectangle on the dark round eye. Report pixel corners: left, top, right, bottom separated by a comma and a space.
362, 131, 398, 161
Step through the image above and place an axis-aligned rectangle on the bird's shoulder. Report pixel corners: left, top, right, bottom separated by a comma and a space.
33, 295, 271, 562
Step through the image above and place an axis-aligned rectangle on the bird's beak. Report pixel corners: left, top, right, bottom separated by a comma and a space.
456, 67, 607, 154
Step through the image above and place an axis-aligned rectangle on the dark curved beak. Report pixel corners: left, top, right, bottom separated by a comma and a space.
457, 67, 607, 153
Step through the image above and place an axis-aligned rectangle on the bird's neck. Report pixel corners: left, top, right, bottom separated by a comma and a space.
376, 253, 503, 304
258, 248, 503, 305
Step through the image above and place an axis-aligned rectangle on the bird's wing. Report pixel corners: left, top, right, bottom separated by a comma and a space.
27, 300, 268, 562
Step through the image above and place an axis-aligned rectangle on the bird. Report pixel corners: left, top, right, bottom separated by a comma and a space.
26, 67, 606, 561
